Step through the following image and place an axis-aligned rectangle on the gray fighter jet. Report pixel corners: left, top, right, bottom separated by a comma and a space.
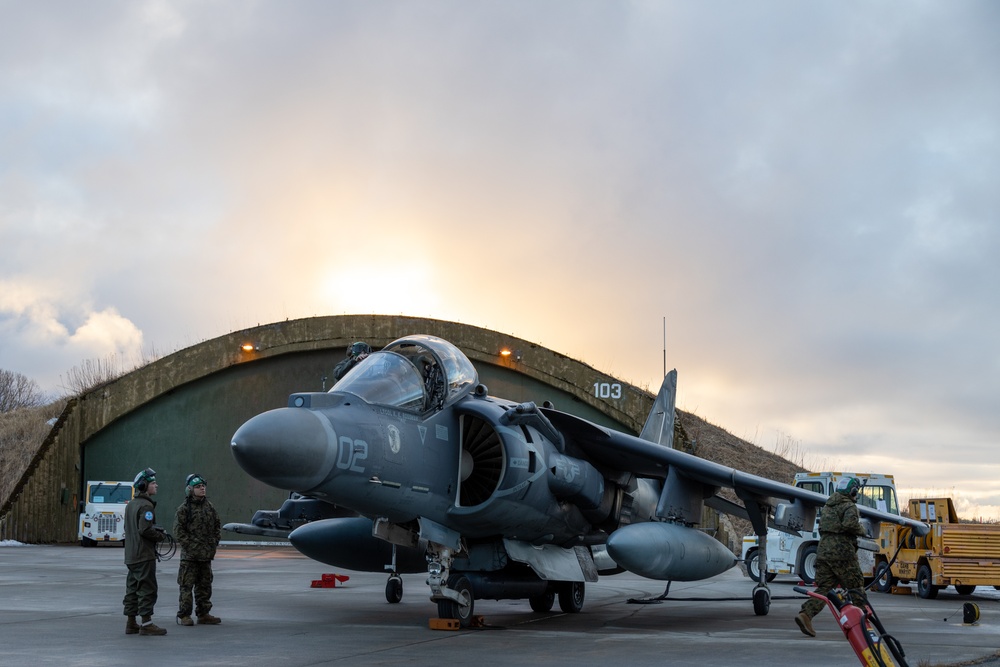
227, 334, 928, 626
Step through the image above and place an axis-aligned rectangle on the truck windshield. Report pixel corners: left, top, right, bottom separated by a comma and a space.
90, 484, 133, 504
858, 484, 898, 515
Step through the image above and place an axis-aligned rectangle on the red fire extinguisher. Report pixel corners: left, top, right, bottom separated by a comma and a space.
795, 586, 908, 667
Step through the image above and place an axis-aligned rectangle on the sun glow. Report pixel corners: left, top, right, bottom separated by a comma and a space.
321, 263, 443, 316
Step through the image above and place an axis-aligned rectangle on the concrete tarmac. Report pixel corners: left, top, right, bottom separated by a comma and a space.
1, 543, 998, 667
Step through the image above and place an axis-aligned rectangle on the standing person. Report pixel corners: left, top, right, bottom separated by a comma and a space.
332, 341, 372, 381
795, 476, 868, 637
123, 467, 167, 636
173, 473, 222, 626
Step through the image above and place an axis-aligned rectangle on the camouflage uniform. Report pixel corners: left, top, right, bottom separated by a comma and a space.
800, 489, 867, 619
173, 494, 221, 619
123, 491, 164, 620
332, 342, 371, 381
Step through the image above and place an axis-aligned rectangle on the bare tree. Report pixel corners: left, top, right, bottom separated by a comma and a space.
0, 369, 46, 413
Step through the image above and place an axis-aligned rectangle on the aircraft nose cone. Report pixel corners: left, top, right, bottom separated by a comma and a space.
231, 408, 337, 491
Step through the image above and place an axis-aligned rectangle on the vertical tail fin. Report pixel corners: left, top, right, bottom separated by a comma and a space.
639, 370, 677, 447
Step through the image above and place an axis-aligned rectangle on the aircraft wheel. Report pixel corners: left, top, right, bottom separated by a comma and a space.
558, 582, 585, 613
798, 545, 818, 585
385, 575, 403, 604
873, 561, 897, 594
437, 574, 475, 627
955, 585, 976, 595
916, 565, 938, 599
529, 591, 555, 612
752, 586, 770, 616
744, 548, 776, 583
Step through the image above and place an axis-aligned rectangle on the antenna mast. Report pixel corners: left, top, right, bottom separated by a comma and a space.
662, 316, 667, 378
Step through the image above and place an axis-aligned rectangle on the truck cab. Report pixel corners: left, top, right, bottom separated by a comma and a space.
78, 481, 133, 546
741, 472, 899, 583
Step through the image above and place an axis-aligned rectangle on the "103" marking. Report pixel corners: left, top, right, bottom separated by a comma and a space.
593, 382, 622, 399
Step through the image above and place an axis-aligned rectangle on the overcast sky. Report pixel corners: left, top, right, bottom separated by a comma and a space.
2, 1, 998, 518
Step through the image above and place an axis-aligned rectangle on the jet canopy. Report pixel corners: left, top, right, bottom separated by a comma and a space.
331, 334, 479, 412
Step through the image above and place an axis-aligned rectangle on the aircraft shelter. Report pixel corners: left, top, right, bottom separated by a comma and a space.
1, 315, 660, 544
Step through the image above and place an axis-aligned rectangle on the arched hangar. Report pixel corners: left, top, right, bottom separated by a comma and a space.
1, 315, 662, 544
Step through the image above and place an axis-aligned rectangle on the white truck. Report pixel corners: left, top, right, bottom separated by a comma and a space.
78, 480, 134, 546
741, 472, 899, 583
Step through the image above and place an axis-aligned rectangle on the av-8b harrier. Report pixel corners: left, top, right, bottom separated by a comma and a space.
227, 334, 928, 626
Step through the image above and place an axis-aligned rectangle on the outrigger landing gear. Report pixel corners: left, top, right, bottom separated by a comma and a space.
751, 531, 771, 616
752, 585, 770, 616
384, 544, 403, 603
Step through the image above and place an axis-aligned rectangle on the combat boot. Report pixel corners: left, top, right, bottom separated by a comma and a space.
176, 615, 194, 626
795, 611, 816, 637
125, 616, 140, 635
197, 613, 221, 625
139, 618, 167, 636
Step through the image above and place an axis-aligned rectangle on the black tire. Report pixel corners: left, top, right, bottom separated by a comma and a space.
436, 574, 475, 627
798, 545, 818, 585
955, 585, 976, 595
385, 576, 403, 604
745, 548, 777, 583
916, 565, 938, 599
558, 581, 585, 613
752, 586, 770, 616
873, 561, 897, 594
80, 537, 95, 548
529, 591, 555, 613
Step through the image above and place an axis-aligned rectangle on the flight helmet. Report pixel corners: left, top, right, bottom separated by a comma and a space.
185, 473, 206, 496
133, 468, 156, 492
836, 476, 861, 499
348, 342, 372, 359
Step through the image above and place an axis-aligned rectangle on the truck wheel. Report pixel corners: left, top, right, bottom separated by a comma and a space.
80, 537, 95, 548
798, 545, 818, 585
744, 548, 777, 582
955, 585, 976, 595
873, 561, 897, 594
916, 565, 938, 599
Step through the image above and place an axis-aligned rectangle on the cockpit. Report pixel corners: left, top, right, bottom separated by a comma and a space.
330, 335, 479, 412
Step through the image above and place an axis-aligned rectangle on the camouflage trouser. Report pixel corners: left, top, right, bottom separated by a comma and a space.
177, 559, 214, 618
123, 560, 158, 618
800, 556, 865, 619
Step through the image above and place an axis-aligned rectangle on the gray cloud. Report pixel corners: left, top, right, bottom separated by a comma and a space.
1, 1, 998, 512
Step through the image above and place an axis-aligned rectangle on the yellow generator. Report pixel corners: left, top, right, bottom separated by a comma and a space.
874, 498, 1000, 598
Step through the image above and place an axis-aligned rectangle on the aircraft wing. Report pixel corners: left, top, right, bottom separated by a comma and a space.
541, 407, 930, 537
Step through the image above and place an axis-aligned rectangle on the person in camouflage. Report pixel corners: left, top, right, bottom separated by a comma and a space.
795, 476, 868, 637
123, 467, 167, 636
173, 473, 222, 626
332, 341, 372, 382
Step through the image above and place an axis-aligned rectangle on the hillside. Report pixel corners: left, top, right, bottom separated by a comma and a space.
0, 401, 65, 511
675, 410, 806, 549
